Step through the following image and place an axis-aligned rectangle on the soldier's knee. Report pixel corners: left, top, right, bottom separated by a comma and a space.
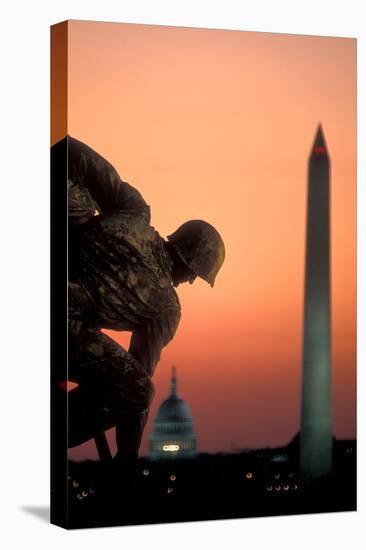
146, 377, 155, 405
124, 372, 155, 413
137, 375, 155, 409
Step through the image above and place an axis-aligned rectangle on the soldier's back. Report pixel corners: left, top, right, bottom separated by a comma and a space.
71, 210, 179, 331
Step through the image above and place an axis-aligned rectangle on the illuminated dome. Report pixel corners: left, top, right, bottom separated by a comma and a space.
149, 367, 198, 459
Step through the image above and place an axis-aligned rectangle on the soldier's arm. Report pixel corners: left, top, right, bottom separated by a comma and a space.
67, 135, 150, 218
128, 307, 181, 377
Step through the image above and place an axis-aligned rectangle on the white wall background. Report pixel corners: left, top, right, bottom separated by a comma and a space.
0, 0, 364, 548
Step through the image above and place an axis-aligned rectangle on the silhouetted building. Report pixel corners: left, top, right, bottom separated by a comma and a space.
300, 125, 332, 478
149, 367, 197, 459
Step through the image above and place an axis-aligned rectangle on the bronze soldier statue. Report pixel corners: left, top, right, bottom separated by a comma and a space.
56, 136, 225, 467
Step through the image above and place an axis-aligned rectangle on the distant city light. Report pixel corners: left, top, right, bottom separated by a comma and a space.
246, 472, 253, 479
167, 487, 174, 494
266, 485, 273, 491
274, 473, 280, 479
275, 485, 281, 491
170, 474, 177, 481
283, 485, 289, 491
142, 469, 150, 476
163, 444, 180, 452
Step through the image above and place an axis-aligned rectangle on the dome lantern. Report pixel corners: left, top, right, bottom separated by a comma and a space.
170, 366, 178, 398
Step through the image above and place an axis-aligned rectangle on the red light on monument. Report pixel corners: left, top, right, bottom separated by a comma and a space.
314, 146, 325, 154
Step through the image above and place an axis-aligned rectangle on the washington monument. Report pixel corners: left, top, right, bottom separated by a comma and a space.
299, 125, 332, 479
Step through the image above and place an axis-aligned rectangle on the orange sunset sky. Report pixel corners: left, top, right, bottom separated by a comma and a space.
54, 20, 356, 460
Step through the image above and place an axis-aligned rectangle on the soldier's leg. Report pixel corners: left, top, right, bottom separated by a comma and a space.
114, 410, 149, 465
67, 325, 154, 448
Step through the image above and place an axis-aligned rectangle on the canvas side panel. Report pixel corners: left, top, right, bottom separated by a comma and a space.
50, 21, 69, 529
51, 21, 68, 146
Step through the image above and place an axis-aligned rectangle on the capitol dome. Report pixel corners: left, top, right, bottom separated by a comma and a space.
148, 367, 198, 459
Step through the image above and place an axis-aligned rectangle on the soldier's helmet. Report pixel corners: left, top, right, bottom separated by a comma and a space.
167, 220, 225, 287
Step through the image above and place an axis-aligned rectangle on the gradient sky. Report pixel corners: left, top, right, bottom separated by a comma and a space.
56, 21, 356, 460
